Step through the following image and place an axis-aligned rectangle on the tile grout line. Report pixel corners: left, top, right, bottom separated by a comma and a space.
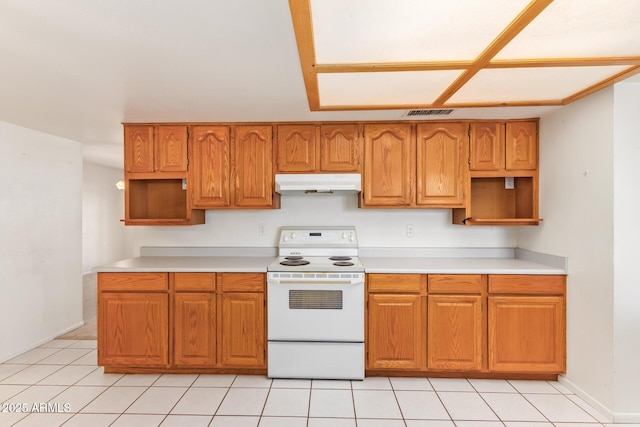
514, 379, 600, 425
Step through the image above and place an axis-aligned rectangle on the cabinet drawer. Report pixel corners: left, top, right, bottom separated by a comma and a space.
174, 272, 216, 291
98, 272, 168, 291
428, 275, 485, 294
489, 275, 565, 295
219, 273, 264, 292
368, 274, 422, 293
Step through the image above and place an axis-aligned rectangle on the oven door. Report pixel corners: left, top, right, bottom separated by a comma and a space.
267, 272, 364, 342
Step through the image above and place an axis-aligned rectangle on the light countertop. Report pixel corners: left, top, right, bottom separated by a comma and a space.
360, 256, 565, 275
94, 248, 566, 275
94, 256, 275, 273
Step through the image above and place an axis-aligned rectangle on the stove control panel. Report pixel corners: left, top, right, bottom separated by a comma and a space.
278, 226, 358, 249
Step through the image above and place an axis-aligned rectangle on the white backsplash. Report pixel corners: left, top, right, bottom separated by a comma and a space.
129, 193, 516, 254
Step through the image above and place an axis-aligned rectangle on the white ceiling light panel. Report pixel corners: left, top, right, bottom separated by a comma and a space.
318, 70, 463, 106
448, 65, 630, 104
495, 0, 640, 59
311, 0, 532, 63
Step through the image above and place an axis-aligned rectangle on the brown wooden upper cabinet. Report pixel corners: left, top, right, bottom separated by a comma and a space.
123, 124, 203, 226
275, 123, 362, 173
124, 125, 188, 174
190, 126, 231, 208
190, 125, 278, 209
506, 121, 537, 170
416, 123, 467, 208
362, 123, 414, 207
232, 125, 276, 208
455, 120, 540, 226
363, 122, 467, 208
470, 121, 537, 172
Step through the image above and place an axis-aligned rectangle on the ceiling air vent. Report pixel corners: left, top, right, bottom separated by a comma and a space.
403, 109, 454, 117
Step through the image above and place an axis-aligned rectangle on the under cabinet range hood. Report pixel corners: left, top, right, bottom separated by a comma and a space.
275, 174, 361, 194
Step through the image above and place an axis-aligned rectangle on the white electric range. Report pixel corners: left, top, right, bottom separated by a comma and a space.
267, 226, 365, 380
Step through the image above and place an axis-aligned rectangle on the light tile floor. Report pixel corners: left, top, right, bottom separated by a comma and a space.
1, 339, 637, 427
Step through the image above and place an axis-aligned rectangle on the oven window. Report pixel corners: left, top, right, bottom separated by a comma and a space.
289, 290, 343, 310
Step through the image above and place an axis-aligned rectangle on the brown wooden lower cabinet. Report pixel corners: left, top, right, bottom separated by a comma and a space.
366, 273, 566, 378
488, 295, 565, 373
220, 292, 265, 367
367, 293, 423, 370
98, 272, 265, 373
174, 292, 216, 367
487, 273, 566, 374
427, 294, 483, 371
99, 271, 565, 377
98, 291, 169, 367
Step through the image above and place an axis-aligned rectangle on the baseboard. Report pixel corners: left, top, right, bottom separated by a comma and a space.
0, 321, 85, 363
558, 376, 640, 423
613, 412, 640, 423
55, 321, 87, 337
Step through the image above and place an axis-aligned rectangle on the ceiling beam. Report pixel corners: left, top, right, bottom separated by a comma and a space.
288, 0, 320, 110
316, 99, 564, 112
432, 0, 555, 107
316, 61, 471, 73
315, 57, 640, 74
487, 57, 640, 68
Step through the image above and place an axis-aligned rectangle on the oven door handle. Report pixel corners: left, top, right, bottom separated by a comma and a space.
270, 278, 363, 285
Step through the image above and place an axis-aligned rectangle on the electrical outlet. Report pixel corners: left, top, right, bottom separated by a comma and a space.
407, 224, 414, 237
505, 177, 515, 189
258, 224, 265, 236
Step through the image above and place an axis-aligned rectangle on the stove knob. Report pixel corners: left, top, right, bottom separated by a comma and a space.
283, 235, 289, 241
341, 232, 347, 239
291, 232, 297, 239
349, 233, 354, 242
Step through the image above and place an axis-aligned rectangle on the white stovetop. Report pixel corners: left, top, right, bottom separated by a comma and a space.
267, 256, 365, 273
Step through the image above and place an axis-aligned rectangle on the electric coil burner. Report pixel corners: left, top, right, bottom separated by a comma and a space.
267, 226, 364, 380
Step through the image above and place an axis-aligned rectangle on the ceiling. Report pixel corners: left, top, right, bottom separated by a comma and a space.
0, 1, 638, 169
293, 0, 640, 111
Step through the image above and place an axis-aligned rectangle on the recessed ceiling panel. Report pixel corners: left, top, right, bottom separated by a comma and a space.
448, 66, 630, 103
318, 70, 463, 106
495, 0, 640, 59
311, 0, 531, 63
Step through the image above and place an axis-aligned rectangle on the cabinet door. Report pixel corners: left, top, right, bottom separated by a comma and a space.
506, 121, 537, 170
275, 124, 316, 172
124, 125, 155, 173
191, 126, 230, 208
220, 292, 265, 367
488, 296, 565, 373
416, 123, 467, 207
155, 126, 188, 172
320, 124, 361, 172
98, 292, 168, 367
174, 293, 216, 367
232, 126, 274, 207
367, 293, 422, 369
470, 122, 504, 171
427, 295, 482, 371
363, 124, 414, 206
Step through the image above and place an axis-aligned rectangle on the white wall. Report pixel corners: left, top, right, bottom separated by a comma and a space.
612, 81, 640, 420
82, 162, 134, 272
518, 89, 616, 414
128, 195, 517, 252
0, 121, 83, 362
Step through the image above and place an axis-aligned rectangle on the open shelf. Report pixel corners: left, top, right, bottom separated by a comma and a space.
453, 176, 541, 226
125, 179, 204, 225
